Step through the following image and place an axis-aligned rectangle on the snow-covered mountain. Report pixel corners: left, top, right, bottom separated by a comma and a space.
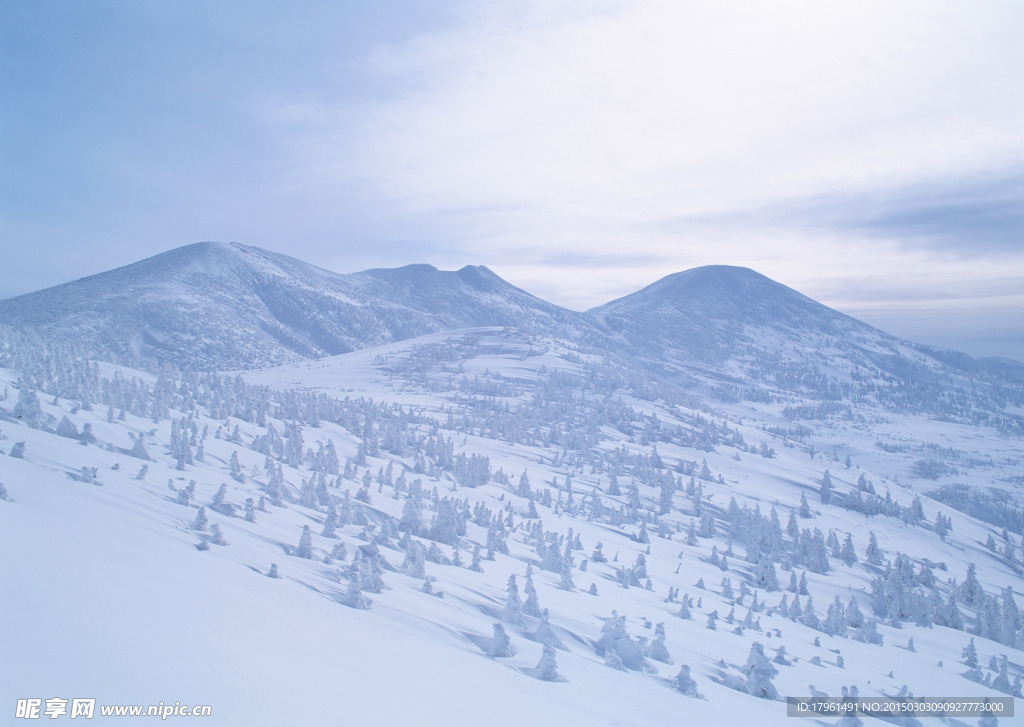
4, 245, 1022, 432
3, 244, 1024, 726
593, 265, 1024, 432
0, 242, 596, 371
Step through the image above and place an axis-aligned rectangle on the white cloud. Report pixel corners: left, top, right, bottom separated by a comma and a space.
264, 0, 1024, 358
324, 0, 1024, 216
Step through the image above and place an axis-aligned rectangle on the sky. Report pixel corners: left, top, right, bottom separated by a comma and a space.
2, 1, 1023, 361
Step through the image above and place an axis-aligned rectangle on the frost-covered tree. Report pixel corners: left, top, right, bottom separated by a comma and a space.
742, 642, 778, 698
191, 506, 208, 532
845, 597, 864, 629
605, 645, 627, 671
958, 563, 984, 607
399, 495, 423, 535
840, 533, 858, 566
802, 596, 821, 631
677, 596, 692, 620
504, 575, 524, 625
517, 470, 532, 498
128, 434, 151, 461
698, 510, 716, 538
788, 595, 803, 621
865, 531, 883, 566
646, 622, 673, 664
532, 609, 564, 650
56, 415, 79, 439
401, 541, 427, 579
806, 529, 831, 573
209, 523, 226, 546
332, 542, 347, 561
295, 525, 313, 559
558, 544, 576, 591
721, 578, 734, 600
825, 597, 846, 637
320, 506, 338, 538
787, 510, 800, 538
523, 571, 541, 617
753, 556, 779, 592
827, 530, 841, 560
999, 586, 1020, 647
342, 571, 371, 609
284, 423, 304, 468
490, 623, 515, 657
534, 642, 565, 681
686, 520, 698, 546
13, 381, 43, 428
674, 665, 699, 697
229, 451, 245, 483
820, 470, 833, 505
992, 655, 1012, 694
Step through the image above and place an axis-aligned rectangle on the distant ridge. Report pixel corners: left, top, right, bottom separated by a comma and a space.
0, 242, 593, 371
1, 244, 1021, 428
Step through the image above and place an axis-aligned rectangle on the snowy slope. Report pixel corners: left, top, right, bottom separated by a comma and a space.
3, 327, 1023, 726
3, 247, 1024, 726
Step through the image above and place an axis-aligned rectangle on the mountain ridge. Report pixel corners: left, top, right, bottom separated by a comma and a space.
0, 242, 598, 371
1, 243, 1021, 430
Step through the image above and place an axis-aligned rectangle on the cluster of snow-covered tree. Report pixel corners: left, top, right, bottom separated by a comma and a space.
3, 331, 1024, 699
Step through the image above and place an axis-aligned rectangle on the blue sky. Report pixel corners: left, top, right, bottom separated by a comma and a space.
2, 1, 1023, 360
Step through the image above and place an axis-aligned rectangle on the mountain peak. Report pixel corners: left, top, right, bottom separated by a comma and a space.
590, 263, 884, 376
595, 265, 811, 316
0, 243, 593, 370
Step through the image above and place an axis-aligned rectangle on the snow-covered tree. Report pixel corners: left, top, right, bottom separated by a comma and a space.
753, 556, 779, 591
341, 571, 371, 609
191, 506, 208, 532
820, 470, 833, 505
645, 622, 673, 664
13, 381, 43, 428
534, 642, 565, 681
503, 575, 524, 625
532, 609, 564, 650
840, 533, 858, 565
490, 623, 515, 657
825, 596, 846, 637
742, 642, 778, 698
674, 665, 699, 697
958, 563, 984, 607
295, 525, 313, 559
865, 531, 883, 566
